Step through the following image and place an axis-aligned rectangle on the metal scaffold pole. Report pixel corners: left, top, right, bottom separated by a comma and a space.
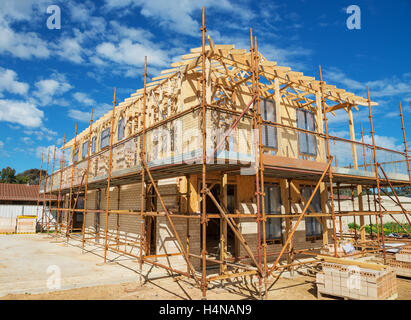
82, 109, 94, 250
367, 85, 386, 263
319, 65, 338, 256
35, 152, 43, 228
139, 56, 147, 284
56, 134, 66, 235
47, 141, 57, 234
42, 147, 50, 232
66, 123, 78, 240
200, 6, 208, 300
104, 88, 117, 263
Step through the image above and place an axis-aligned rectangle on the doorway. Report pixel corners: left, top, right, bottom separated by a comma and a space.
203, 184, 236, 265
145, 183, 157, 255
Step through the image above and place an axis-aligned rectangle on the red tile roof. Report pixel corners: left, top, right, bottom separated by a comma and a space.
0, 183, 57, 202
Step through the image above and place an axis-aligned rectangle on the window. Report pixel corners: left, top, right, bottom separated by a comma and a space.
117, 118, 125, 141
301, 186, 323, 239
261, 98, 277, 149
262, 184, 282, 242
297, 109, 317, 156
73, 146, 79, 163
91, 136, 96, 154
100, 127, 110, 149
81, 141, 89, 159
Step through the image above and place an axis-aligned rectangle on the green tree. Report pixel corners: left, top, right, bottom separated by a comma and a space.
0, 167, 16, 183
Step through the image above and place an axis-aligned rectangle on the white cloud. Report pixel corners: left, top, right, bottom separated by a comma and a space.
0, 22, 51, 59
33, 74, 73, 106
104, 0, 252, 36
68, 103, 112, 122
0, 99, 43, 127
324, 67, 364, 91
56, 36, 85, 64
362, 134, 401, 151
0, 140, 4, 148
73, 92, 95, 106
23, 127, 57, 141
35, 144, 69, 163
322, 67, 411, 99
0, 67, 29, 96
96, 39, 168, 67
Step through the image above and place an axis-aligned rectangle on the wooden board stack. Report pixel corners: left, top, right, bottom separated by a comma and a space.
316, 262, 397, 300
16, 216, 37, 234
388, 246, 411, 278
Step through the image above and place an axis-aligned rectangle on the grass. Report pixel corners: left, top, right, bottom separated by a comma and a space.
348, 222, 411, 236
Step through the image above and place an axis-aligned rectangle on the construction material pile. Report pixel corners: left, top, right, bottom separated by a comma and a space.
320, 240, 356, 257
316, 261, 397, 300
16, 216, 37, 234
388, 245, 411, 277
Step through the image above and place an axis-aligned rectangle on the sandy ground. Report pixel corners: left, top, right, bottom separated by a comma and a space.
1, 234, 410, 300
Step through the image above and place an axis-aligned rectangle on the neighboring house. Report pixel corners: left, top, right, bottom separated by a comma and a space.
0, 183, 57, 232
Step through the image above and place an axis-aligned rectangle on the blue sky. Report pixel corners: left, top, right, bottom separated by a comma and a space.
0, 0, 410, 173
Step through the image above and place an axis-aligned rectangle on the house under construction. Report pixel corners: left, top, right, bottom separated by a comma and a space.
38, 9, 411, 299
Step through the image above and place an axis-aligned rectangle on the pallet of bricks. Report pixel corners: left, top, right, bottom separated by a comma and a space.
388, 245, 411, 278
316, 261, 397, 300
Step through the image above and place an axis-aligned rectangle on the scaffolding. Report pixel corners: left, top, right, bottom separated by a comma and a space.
38, 8, 411, 299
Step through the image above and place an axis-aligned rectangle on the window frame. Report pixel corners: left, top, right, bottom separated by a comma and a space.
296, 109, 317, 156
73, 146, 79, 163
301, 185, 323, 240
261, 98, 278, 149
117, 118, 125, 141
100, 127, 111, 150
262, 184, 283, 243
91, 136, 96, 154
81, 141, 89, 160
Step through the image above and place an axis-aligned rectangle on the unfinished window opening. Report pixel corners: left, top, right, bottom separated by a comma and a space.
81, 141, 88, 160
261, 98, 277, 149
73, 146, 79, 163
117, 118, 125, 141
297, 109, 317, 156
100, 127, 110, 149
91, 136, 96, 154
262, 184, 282, 243
301, 186, 323, 241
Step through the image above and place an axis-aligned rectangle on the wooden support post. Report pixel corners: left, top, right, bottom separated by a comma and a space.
35, 153, 43, 230
220, 172, 228, 275
67, 123, 78, 239
56, 134, 66, 235
82, 109, 93, 250
347, 107, 365, 242
399, 101, 411, 182
281, 179, 293, 271
42, 147, 50, 231
200, 6, 208, 300
47, 141, 57, 234
319, 65, 338, 256
336, 183, 343, 240
104, 88, 117, 263
139, 56, 148, 283
367, 86, 386, 263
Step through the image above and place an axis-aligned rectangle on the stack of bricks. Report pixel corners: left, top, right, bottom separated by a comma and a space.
388, 246, 411, 277
316, 262, 398, 300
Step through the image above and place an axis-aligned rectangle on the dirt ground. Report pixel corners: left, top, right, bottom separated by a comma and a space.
2, 273, 411, 300
1, 234, 410, 300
